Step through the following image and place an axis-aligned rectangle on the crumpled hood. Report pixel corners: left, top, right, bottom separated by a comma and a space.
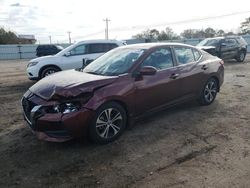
29, 70, 118, 100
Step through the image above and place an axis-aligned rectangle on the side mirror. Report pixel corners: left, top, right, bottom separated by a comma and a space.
64, 51, 71, 57
139, 66, 157, 76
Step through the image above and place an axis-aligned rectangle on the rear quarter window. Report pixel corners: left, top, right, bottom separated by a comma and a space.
174, 47, 195, 65
193, 49, 202, 61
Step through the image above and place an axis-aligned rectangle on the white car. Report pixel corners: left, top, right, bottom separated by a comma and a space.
27, 40, 126, 80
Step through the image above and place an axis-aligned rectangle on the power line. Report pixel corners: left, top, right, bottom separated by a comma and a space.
141, 10, 250, 28
77, 10, 250, 39
38, 10, 250, 42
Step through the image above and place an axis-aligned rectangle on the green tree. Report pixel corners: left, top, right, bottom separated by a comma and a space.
240, 17, 250, 34
0, 28, 19, 44
204, 27, 216, 38
216, 29, 225, 36
181, 29, 205, 39
133, 29, 160, 41
158, 27, 180, 40
133, 27, 179, 41
181, 28, 220, 39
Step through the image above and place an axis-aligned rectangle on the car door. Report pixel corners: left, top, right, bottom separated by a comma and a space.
134, 47, 181, 115
61, 44, 87, 70
220, 38, 238, 59
86, 43, 108, 61
173, 46, 206, 98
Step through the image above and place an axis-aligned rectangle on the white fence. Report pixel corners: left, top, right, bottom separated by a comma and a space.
0, 35, 250, 60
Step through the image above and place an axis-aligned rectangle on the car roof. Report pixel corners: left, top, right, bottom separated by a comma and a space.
118, 42, 196, 49
76, 39, 123, 45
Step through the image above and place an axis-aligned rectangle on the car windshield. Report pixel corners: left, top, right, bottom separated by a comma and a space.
197, 39, 220, 47
83, 48, 145, 76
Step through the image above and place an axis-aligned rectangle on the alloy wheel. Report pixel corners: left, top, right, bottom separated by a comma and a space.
96, 108, 123, 139
204, 80, 217, 103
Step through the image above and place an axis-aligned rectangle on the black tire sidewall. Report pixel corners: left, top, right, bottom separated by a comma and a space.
41, 67, 59, 78
89, 102, 127, 144
237, 51, 246, 62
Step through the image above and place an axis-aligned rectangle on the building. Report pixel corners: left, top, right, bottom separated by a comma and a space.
18, 34, 36, 44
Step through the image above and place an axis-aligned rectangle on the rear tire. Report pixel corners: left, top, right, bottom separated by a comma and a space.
89, 102, 127, 144
40, 66, 60, 79
198, 78, 218, 105
236, 51, 246, 62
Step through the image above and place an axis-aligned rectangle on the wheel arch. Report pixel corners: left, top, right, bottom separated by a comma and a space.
240, 48, 247, 54
39, 64, 62, 79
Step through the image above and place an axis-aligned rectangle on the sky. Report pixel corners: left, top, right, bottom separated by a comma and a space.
0, 0, 250, 44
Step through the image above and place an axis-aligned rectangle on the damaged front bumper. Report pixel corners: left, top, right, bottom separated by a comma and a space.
21, 92, 95, 142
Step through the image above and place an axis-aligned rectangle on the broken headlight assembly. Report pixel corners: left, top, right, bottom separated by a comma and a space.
53, 102, 80, 114
47, 93, 92, 114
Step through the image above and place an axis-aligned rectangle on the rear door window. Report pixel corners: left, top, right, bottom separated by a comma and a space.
174, 47, 195, 65
88, 43, 118, 54
141, 48, 174, 70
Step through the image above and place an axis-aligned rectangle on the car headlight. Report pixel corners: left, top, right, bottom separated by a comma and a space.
28, 61, 39, 67
53, 102, 81, 114
46, 94, 92, 114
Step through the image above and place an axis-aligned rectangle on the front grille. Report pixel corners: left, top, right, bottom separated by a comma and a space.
22, 97, 36, 124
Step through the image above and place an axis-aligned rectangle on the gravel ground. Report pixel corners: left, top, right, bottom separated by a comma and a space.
0, 56, 250, 188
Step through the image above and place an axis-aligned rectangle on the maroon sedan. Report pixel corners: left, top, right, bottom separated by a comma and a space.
22, 43, 224, 143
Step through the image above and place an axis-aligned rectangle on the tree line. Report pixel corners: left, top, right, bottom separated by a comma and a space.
133, 17, 250, 41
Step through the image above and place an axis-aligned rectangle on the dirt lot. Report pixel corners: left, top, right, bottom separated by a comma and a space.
0, 56, 250, 188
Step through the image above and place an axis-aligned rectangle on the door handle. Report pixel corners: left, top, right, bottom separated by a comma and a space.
201, 65, 208, 70
170, 73, 179, 79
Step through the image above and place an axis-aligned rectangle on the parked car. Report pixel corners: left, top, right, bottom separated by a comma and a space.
36, 45, 64, 57
27, 40, 125, 80
22, 43, 224, 143
196, 36, 248, 62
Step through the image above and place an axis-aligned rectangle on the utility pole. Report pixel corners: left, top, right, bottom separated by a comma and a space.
49, 36, 51, 44
67, 31, 71, 44
103, 18, 110, 39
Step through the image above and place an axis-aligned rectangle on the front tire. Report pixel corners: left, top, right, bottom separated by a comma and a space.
236, 51, 246, 62
198, 78, 218, 105
89, 102, 127, 144
40, 66, 60, 79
